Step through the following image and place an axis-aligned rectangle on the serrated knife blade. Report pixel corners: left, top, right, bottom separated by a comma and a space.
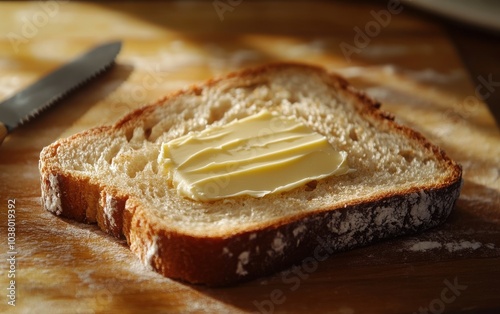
0, 41, 122, 144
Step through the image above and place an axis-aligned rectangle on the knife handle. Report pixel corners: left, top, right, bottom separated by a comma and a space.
0, 122, 7, 145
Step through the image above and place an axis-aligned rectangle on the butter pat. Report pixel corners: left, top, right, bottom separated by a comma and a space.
159, 110, 351, 201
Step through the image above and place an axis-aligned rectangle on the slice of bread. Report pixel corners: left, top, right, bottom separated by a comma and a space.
39, 63, 462, 286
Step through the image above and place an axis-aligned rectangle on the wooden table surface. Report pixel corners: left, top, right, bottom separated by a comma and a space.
1, 1, 499, 313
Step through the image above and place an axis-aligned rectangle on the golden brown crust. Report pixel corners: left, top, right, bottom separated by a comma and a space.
39, 62, 462, 286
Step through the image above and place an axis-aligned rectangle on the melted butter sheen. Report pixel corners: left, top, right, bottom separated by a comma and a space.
159, 110, 351, 201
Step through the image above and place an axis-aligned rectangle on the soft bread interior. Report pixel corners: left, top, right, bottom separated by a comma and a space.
54, 66, 454, 236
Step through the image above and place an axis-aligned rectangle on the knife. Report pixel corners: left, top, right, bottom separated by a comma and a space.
0, 41, 122, 144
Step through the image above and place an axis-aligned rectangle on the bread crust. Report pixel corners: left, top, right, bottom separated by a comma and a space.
39, 63, 462, 286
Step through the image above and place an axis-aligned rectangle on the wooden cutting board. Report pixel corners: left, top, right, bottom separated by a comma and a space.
1, 2, 499, 313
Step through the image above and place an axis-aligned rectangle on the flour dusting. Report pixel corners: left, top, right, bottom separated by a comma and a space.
43, 173, 62, 215
104, 194, 117, 229
144, 236, 159, 270
236, 251, 250, 276
445, 241, 482, 252
409, 241, 442, 251
408, 240, 494, 252
271, 232, 286, 254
